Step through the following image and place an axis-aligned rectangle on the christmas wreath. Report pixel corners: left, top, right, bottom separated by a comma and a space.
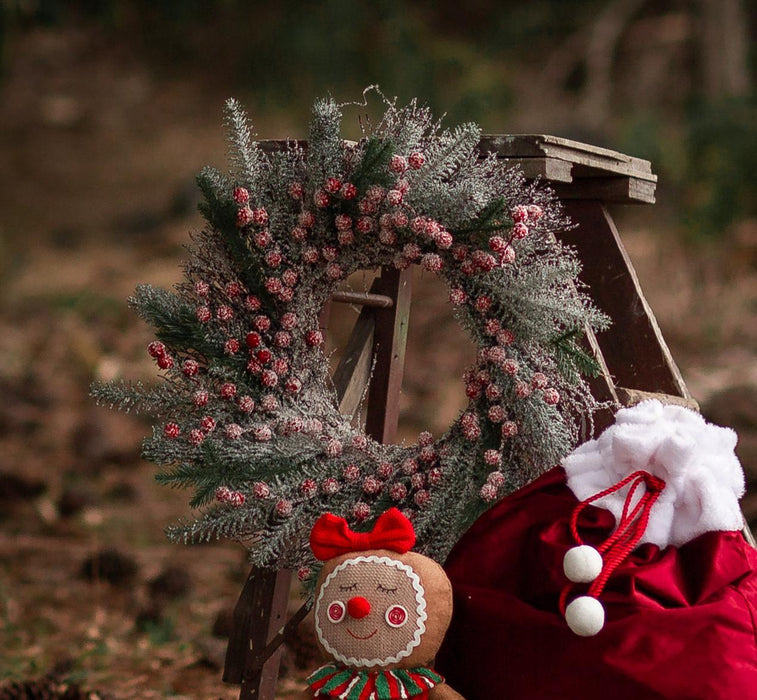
94, 92, 607, 578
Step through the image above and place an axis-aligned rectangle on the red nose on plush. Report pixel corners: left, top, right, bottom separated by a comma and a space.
347, 596, 371, 619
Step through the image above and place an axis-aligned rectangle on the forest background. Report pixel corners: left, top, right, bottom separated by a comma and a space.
0, 1, 754, 697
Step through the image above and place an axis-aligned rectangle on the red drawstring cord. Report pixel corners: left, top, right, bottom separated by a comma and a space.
559, 470, 666, 614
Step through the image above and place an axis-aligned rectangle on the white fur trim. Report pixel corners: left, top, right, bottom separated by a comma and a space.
562, 400, 745, 548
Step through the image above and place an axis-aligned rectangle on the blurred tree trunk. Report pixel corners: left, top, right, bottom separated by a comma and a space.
698, 0, 751, 98
578, 0, 650, 131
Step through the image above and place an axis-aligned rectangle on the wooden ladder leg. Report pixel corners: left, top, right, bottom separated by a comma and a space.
223, 567, 292, 700
558, 200, 690, 399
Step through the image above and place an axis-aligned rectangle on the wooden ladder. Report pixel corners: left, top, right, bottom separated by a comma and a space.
222, 135, 714, 699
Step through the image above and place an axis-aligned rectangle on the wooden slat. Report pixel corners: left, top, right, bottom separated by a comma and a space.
331, 290, 394, 308
615, 387, 699, 411
365, 267, 413, 444
333, 308, 375, 419
553, 177, 656, 204
558, 201, 690, 398
480, 134, 656, 180
500, 156, 573, 182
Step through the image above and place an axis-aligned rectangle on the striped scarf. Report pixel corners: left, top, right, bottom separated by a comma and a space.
307, 663, 444, 699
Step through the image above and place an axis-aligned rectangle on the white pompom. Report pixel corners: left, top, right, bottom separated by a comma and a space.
563, 545, 603, 583
565, 596, 605, 636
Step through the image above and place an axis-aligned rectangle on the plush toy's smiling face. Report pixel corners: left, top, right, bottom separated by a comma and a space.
314, 554, 428, 668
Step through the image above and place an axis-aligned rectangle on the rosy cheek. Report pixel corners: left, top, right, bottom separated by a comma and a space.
385, 604, 408, 628
327, 600, 346, 623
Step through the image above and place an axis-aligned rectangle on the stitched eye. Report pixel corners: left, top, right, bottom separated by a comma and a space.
327, 600, 346, 623
338, 582, 357, 592
377, 583, 398, 594
385, 604, 408, 628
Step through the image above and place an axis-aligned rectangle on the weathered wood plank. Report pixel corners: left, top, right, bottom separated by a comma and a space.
224, 567, 291, 700
333, 308, 375, 420
558, 201, 689, 398
615, 387, 699, 410
553, 177, 656, 204
479, 134, 656, 180
365, 267, 413, 444
499, 156, 574, 182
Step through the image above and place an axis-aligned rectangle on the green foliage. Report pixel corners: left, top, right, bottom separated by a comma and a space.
349, 136, 396, 192
224, 98, 266, 190
550, 328, 602, 385
452, 196, 508, 237
129, 285, 212, 354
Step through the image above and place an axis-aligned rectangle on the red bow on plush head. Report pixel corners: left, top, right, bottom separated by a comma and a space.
310, 507, 416, 561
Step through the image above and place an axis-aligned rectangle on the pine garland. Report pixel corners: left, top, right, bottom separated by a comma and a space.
93, 91, 609, 577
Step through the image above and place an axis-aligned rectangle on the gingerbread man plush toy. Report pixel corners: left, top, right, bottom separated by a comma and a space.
305, 508, 464, 699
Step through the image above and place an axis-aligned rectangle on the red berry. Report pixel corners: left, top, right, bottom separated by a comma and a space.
300, 479, 317, 498
290, 226, 307, 241
245, 331, 262, 349
527, 204, 543, 221
356, 217, 373, 233
335, 214, 352, 231
488, 236, 508, 253
275, 499, 293, 517
386, 189, 403, 206
306, 329, 323, 347
236, 207, 254, 227
408, 152, 425, 169
390, 154, 408, 173
217, 305, 234, 321
352, 502, 371, 521
244, 295, 261, 311
390, 483, 407, 502
260, 369, 278, 387
253, 315, 271, 332
512, 222, 529, 239
224, 338, 240, 355
182, 359, 199, 376
238, 396, 255, 413
252, 208, 268, 226
285, 377, 302, 394
254, 229, 272, 247
220, 382, 237, 399
324, 177, 342, 193
233, 187, 249, 204
511, 205, 529, 223
225, 423, 243, 439
340, 182, 357, 200
148, 341, 167, 358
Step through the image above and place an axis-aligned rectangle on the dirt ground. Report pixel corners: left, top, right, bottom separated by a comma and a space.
1, 26, 755, 699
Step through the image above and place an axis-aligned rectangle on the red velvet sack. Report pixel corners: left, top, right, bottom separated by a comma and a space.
437, 466, 757, 699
